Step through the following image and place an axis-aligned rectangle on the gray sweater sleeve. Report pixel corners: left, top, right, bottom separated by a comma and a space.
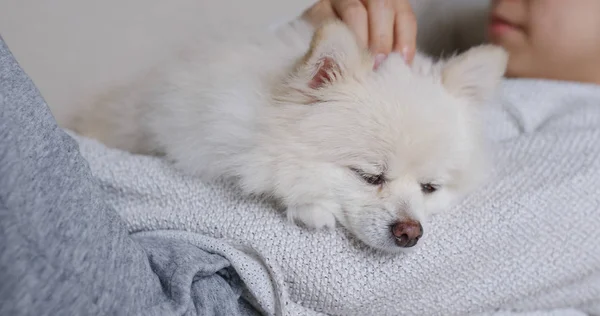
0, 36, 257, 316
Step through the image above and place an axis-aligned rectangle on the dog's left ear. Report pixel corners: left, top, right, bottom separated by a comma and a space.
441, 45, 508, 104
296, 21, 368, 91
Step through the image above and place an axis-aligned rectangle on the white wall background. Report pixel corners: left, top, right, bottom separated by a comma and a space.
0, 0, 313, 118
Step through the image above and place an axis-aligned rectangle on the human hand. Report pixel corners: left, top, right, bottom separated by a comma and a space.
302, 0, 417, 66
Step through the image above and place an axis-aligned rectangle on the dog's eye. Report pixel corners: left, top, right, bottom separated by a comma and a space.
351, 168, 385, 186
362, 173, 385, 185
420, 183, 439, 194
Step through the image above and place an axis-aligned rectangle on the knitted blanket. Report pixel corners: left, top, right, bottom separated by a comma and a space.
73, 78, 600, 316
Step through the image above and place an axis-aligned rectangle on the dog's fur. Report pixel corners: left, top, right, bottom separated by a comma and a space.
67, 20, 508, 252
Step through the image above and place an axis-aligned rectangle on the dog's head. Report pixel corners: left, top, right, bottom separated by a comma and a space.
265, 21, 507, 252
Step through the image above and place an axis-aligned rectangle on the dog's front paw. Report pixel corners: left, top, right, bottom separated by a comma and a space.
286, 201, 339, 230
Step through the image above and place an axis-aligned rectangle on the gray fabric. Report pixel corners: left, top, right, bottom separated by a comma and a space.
71, 77, 600, 315
0, 35, 258, 316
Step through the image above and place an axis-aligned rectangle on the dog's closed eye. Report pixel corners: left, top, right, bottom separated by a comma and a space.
420, 183, 439, 194
350, 167, 385, 186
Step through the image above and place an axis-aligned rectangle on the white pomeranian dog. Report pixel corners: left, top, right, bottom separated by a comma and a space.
68, 19, 507, 252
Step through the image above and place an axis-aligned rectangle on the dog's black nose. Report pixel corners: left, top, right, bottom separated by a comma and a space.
391, 220, 423, 248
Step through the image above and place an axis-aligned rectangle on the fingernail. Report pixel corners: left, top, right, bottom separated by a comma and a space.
374, 54, 387, 70
401, 47, 411, 64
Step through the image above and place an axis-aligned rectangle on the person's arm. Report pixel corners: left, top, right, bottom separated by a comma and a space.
0, 35, 169, 316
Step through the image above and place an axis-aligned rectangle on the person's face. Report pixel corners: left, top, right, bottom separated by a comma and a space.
488, 0, 600, 84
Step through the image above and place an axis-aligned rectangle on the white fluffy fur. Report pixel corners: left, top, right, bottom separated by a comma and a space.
68, 19, 508, 252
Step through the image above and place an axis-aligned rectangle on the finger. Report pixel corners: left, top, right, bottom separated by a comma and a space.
301, 0, 337, 27
331, 0, 369, 48
365, 0, 395, 56
392, 7, 417, 64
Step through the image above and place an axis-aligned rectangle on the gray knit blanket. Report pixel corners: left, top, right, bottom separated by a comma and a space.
73, 78, 600, 316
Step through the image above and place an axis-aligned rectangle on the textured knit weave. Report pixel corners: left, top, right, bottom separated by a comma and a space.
71, 78, 600, 316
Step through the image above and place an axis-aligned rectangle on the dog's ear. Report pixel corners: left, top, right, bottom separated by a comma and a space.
297, 21, 368, 90
441, 45, 508, 104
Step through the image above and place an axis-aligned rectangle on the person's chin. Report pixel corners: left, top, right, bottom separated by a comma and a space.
503, 57, 532, 80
